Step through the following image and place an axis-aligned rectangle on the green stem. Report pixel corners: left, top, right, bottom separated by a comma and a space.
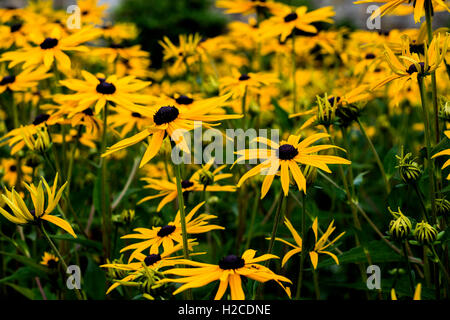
412, 183, 431, 222
245, 188, 260, 251
173, 161, 193, 300
292, 33, 297, 113
295, 193, 307, 299
357, 118, 390, 194
100, 103, 112, 259
402, 241, 415, 294
40, 223, 84, 300
312, 267, 320, 300
241, 85, 248, 129
417, 76, 437, 223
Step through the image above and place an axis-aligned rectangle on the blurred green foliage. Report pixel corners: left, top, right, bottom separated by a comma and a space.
114, 0, 227, 68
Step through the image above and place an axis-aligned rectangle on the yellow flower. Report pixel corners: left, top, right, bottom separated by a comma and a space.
160, 249, 292, 300
432, 130, 450, 179
120, 202, 224, 262
139, 159, 236, 211
0, 158, 33, 187
40, 252, 59, 268
273, 217, 345, 269
102, 93, 241, 167
0, 174, 77, 238
0, 26, 102, 72
259, 4, 335, 41
101, 242, 198, 294
354, 0, 450, 23
58, 70, 151, 114
0, 66, 52, 94
236, 133, 351, 198
372, 33, 449, 91
216, 0, 284, 15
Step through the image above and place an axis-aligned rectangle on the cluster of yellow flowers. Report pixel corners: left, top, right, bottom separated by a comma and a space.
0, 0, 449, 301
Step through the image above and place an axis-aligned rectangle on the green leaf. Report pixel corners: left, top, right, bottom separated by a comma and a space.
353, 171, 369, 187
0, 267, 45, 284
383, 146, 399, 178
50, 234, 102, 251
84, 257, 106, 300
0, 251, 49, 273
6, 283, 35, 299
317, 240, 402, 269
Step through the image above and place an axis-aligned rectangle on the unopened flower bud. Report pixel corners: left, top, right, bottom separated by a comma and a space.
436, 198, 450, 216
388, 207, 412, 241
395, 149, 421, 184
414, 221, 438, 245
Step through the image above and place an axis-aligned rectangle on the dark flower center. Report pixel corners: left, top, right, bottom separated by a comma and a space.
0, 75, 16, 86
144, 254, 162, 266
407, 62, 428, 75
81, 10, 89, 16
157, 225, 176, 237
239, 74, 250, 81
109, 43, 125, 49
277, 144, 299, 160
33, 113, 50, 125
82, 108, 94, 116
409, 42, 424, 55
40, 38, 58, 49
9, 165, 17, 172
365, 53, 376, 59
10, 23, 22, 33
47, 259, 58, 268
153, 106, 179, 125
219, 255, 245, 270
96, 81, 116, 94
175, 95, 194, 105
181, 180, 194, 189
328, 96, 341, 106
284, 12, 298, 23
131, 112, 142, 118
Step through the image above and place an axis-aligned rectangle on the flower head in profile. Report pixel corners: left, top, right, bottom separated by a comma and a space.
0, 66, 52, 94
219, 69, 279, 99
120, 202, 224, 262
139, 159, 236, 211
372, 33, 449, 91
272, 217, 345, 269
259, 4, 335, 41
40, 252, 59, 268
236, 133, 351, 198
0, 174, 77, 237
432, 130, 450, 179
216, 0, 284, 15
160, 249, 292, 300
101, 242, 198, 294
354, 0, 450, 24
0, 26, 102, 72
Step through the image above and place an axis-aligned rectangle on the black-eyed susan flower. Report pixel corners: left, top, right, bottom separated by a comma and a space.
160, 249, 292, 300
138, 160, 236, 211
219, 68, 279, 99
236, 133, 351, 198
58, 70, 151, 114
0, 66, 51, 94
159, 34, 202, 71
120, 202, 224, 262
273, 217, 345, 269
432, 130, 450, 179
101, 242, 198, 294
216, 0, 284, 15
78, 0, 108, 25
259, 4, 335, 41
0, 158, 33, 187
40, 252, 59, 268
0, 26, 102, 71
102, 93, 241, 167
354, 0, 449, 23
0, 174, 76, 237
372, 33, 449, 90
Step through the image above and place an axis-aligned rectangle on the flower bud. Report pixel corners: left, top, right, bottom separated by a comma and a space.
199, 170, 214, 187
336, 104, 360, 127
435, 198, 450, 216
395, 149, 421, 184
316, 95, 336, 127
414, 221, 438, 245
388, 207, 412, 241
